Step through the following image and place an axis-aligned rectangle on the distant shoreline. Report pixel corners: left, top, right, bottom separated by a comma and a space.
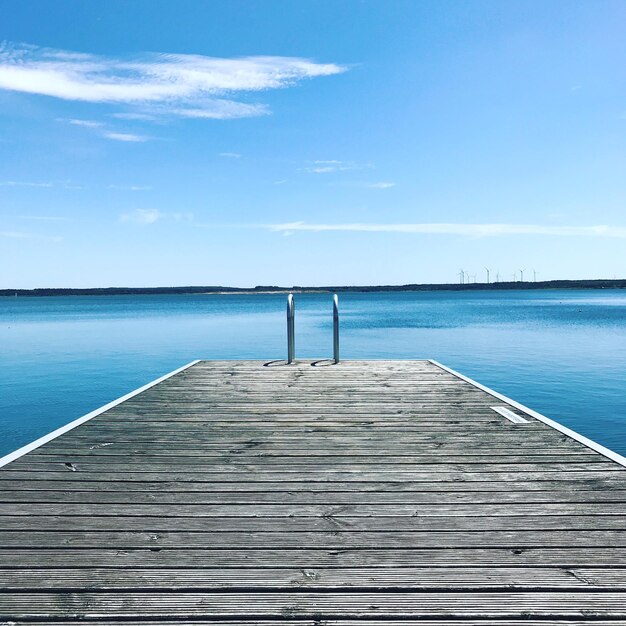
1, 279, 625, 297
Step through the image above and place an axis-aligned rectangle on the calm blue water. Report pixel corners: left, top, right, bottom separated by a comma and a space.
1, 290, 626, 457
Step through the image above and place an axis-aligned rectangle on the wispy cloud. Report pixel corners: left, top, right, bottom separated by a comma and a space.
0, 43, 346, 120
59, 116, 151, 143
0, 180, 53, 188
219, 152, 242, 158
103, 131, 149, 142
267, 222, 626, 238
64, 118, 104, 128
173, 102, 268, 119
120, 209, 193, 224
0, 230, 32, 238
17, 215, 68, 221
120, 209, 162, 224
0, 230, 62, 242
301, 160, 371, 174
0, 180, 83, 189
366, 181, 395, 189
108, 184, 152, 191
111, 112, 158, 121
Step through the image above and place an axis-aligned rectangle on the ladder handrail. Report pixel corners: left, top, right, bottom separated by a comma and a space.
287, 293, 295, 364
333, 293, 340, 364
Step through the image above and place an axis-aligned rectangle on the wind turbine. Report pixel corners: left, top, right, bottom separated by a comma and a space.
519, 269, 525, 282
459, 270, 465, 285
485, 267, 490, 284
496, 271, 500, 283
533, 269, 538, 282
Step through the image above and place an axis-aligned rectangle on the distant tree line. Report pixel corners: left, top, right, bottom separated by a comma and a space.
1, 279, 625, 297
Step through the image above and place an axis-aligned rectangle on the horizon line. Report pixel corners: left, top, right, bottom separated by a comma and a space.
2, 277, 626, 295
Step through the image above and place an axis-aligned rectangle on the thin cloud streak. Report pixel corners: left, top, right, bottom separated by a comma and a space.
120, 209, 162, 224
65, 119, 104, 128
367, 181, 395, 189
120, 209, 193, 224
301, 160, 370, 174
268, 222, 626, 238
108, 185, 152, 191
104, 131, 149, 142
0, 43, 346, 120
111, 112, 158, 121
1, 180, 83, 190
17, 215, 68, 221
0, 180, 53, 187
0, 230, 62, 242
172, 101, 268, 119
0, 230, 32, 238
59, 116, 150, 143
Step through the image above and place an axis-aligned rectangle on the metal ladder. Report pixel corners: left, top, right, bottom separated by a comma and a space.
286, 293, 339, 364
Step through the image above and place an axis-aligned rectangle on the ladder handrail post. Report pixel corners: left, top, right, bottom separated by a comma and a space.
287, 293, 295, 364
333, 293, 339, 364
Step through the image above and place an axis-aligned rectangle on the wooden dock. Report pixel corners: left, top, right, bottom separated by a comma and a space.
2, 359, 626, 623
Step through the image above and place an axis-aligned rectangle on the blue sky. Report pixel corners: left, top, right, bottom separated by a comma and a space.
1, 0, 625, 288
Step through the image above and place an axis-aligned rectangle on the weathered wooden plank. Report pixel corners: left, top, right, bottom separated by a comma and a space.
0, 513, 623, 531
3, 489, 626, 505
76, 428, 544, 439
1, 591, 626, 618
40, 436, 579, 448
7, 622, 626, 626
0, 566, 619, 590
3, 478, 624, 492
41, 420, 562, 430
6, 465, 623, 484
33, 452, 599, 465
10, 461, 615, 474
3, 547, 626, 568
1, 529, 625, 549
3, 502, 625, 517
13, 436, 587, 448
21, 445, 605, 460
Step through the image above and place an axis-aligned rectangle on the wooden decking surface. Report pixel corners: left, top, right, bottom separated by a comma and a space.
1, 359, 626, 624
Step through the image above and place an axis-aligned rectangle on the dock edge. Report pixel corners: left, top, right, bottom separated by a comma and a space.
430, 359, 626, 469
0, 359, 201, 469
